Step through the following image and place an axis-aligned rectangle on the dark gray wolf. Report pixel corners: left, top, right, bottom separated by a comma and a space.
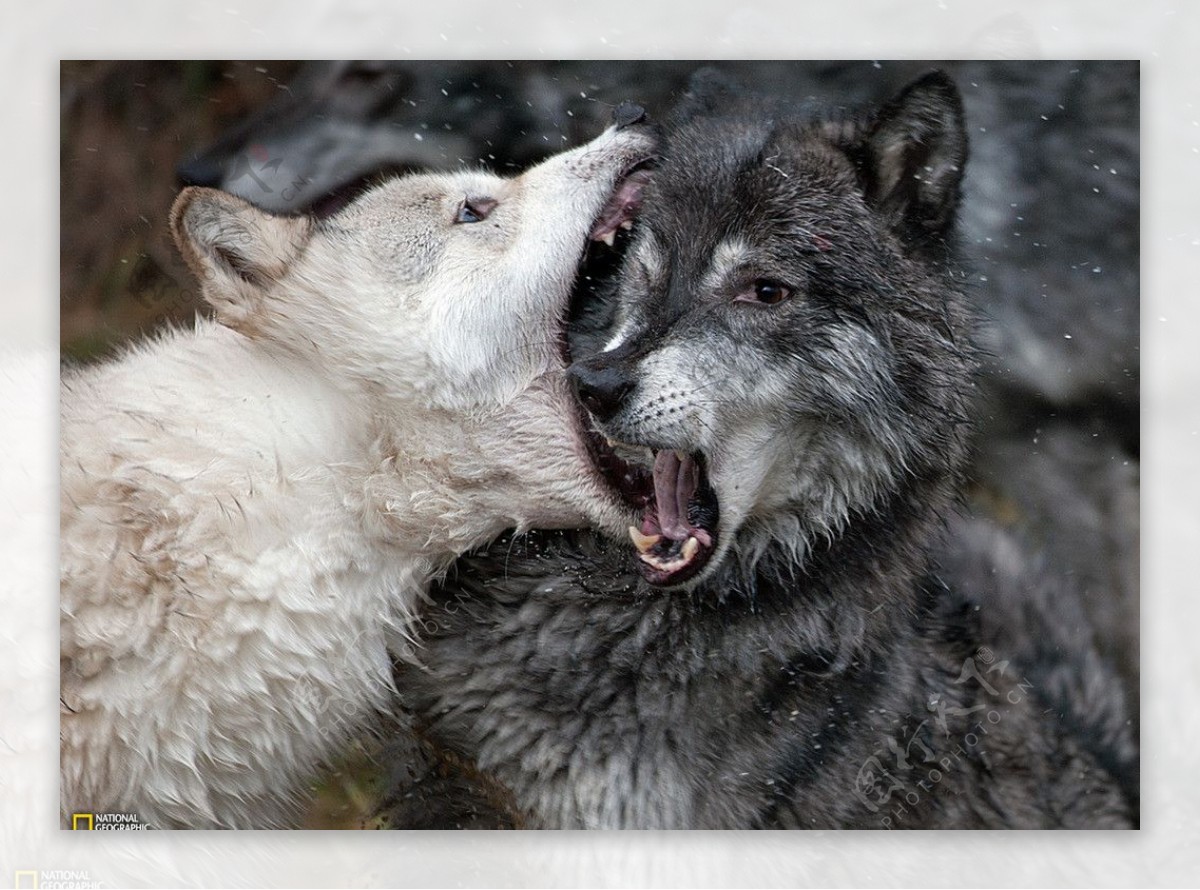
383, 71, 1136, 829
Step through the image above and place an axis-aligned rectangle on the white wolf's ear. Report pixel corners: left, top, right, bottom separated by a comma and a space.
863, 70, 967, 239
170, 187, 313, 331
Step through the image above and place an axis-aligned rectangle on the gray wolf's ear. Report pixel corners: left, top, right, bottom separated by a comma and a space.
862, 70, 967, 239
170, 187, 313, 326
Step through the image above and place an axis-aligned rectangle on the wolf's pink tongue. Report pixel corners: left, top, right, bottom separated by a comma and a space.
652, 450, 697, 541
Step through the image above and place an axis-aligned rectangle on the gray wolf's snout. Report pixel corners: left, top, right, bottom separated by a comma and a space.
611, 101, 647, 130
569, 357, 636, 423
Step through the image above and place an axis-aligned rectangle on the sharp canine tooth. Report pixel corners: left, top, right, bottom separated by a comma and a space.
629, 526, 662, 554
619, 219, 634, 230
674, 449, 688, 461
599, 230, 616, 247
682, 537, 700, 561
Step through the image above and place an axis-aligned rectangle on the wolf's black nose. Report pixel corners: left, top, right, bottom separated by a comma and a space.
569, 359, 636, 422
612, 101, 647, 130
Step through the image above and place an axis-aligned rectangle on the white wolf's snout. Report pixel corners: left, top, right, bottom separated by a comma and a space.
517, 123, 657, 252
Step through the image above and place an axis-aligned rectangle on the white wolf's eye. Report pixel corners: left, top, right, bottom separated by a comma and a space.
455, 197, 497, 224
735, 279, 792, 306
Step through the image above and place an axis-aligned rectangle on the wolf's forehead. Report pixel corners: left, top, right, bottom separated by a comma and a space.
430, 169, 509, 195
352, 169, 508, 211
649, 158, 856, 266
703, 237, 753, 286
656, 118, 853, 212
658, 134, 764, 201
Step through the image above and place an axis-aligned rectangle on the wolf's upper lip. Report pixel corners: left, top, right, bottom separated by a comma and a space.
589, 166, 653, 244
558, 153, 655, 372
575, 413, 654, 508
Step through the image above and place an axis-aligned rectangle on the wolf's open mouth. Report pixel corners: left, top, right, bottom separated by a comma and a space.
558, 160, 654, 368
578, 430, 720, 586
563, 160, 653, 502
629, 449, 719, 585
563, 158, 720, 586
588, 164, 652, 245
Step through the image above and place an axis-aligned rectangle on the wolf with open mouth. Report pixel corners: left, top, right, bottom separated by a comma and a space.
566, 70, 981, 591
387, 71, 1136, 829
60, 105, 657, 829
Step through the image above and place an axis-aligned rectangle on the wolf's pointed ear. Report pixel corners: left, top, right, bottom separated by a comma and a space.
170, 187, 313, 328
862, 70, 967, 239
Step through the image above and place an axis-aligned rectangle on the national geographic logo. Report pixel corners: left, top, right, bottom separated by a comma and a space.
70, 812, 145, 831
13, 870, 103, 889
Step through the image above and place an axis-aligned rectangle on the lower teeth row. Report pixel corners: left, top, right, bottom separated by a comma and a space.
628, 526, 701, 569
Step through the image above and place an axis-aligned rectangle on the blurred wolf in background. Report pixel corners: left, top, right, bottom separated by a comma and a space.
379, 69, 1136, 829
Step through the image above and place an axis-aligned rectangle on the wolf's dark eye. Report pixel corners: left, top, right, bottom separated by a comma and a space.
455, 198, 497, 224
735, 279, 792, 306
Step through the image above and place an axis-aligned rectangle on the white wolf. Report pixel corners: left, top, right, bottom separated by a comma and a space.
60, 115, 654, 828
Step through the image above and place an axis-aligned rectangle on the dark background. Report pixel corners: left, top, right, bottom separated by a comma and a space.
61, 61, 301, 362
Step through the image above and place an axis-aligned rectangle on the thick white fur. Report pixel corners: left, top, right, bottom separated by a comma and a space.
60, 125, 648, 828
